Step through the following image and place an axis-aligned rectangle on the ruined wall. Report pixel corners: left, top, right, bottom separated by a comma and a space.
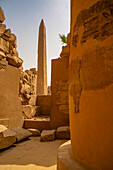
0, 7, 23, 128
19, 68, 37, 119
70, 0, 113, 169
51, 46, 69, 129
36, 95, 51, 116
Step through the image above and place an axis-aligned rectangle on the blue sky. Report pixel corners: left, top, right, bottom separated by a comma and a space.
0, 0, 70, 85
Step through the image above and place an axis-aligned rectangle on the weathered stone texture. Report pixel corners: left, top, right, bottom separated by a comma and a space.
73, 0, 113, 46
6, 54, 23, 68
11, 128, 32, 142
69, 0, 113, 169
0, 9, 23, 69
19, 68, 37, 119
0, 7, 23, 128
0, 63, 24, 128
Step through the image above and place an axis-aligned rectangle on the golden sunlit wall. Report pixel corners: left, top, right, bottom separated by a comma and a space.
69, 0, 113, 169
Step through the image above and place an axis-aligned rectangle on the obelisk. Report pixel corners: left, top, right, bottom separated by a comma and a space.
37, 19, 47, 95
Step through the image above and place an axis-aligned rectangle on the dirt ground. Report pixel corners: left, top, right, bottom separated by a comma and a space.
0, 137, 67, 170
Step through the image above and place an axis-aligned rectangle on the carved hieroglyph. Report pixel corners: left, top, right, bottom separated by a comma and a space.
70, 0, 113, 113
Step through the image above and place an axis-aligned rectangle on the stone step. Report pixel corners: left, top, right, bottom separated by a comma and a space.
23, 117, 50, 131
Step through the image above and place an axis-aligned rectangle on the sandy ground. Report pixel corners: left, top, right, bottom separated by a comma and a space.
0, 137, 67, 170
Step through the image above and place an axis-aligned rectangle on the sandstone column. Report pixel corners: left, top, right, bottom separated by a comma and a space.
37, 19, 47, 95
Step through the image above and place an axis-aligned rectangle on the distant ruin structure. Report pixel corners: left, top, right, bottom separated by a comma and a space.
37, 19, 47, 95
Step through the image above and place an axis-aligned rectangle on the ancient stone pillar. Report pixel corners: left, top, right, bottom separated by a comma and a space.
37, 19, 47, 95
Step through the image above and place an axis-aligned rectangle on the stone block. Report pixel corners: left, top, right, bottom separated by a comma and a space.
56, 126, 70, 139
9, 44, 18, 57
0, 7, 5, 23
0, 23, 6, 35
4, 29, 11, 38
0, 129, 16, 150
0, 51, 6, 59
27, 128, 40, 136
0, 37, 9, 53
12, 47, 18, 56
1, 34, 9, 41
6, 54, 23, 68
9, 33, 17, 47
11, 128, 32, 142
41, 129, 56, 142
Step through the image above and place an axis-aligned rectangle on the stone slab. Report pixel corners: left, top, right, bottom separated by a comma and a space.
11, 128, 32, 142
27, 128, 40, 136
41, 129, 56, 142
24, 118, 51, 131
56, 126, 70, 139
0, 129, 16, 150
6, 54, 23, 68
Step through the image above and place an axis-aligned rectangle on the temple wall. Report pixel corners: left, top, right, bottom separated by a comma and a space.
51, 55, 69, 129
0, 63, 23, 128
0, 7, 23, 128
69, 0, 113, 169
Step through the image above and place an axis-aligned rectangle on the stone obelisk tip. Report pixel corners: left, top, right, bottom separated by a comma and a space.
41, 19, 44, 22
40, 19, 45, 27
